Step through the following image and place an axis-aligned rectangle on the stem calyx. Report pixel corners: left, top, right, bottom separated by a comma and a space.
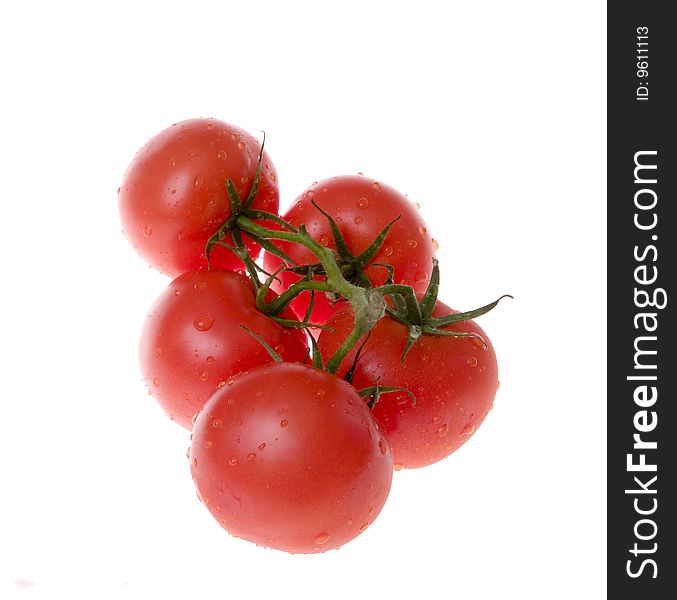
379, 258, 512, 363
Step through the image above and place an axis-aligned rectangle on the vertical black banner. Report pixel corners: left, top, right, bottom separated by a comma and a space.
608, 2, 676, 597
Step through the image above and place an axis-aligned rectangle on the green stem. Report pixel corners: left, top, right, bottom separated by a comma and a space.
237, 216, 361, 302
325, 323, 367, 374
266, 280, 335, 316
236, 215, 386, 372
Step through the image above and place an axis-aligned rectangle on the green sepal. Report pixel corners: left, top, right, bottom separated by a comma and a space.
242, 132, 265, 211
420, 325, 487, 349
358, 381, 417, 410
400, 324, 422, 363
426, 294, 513, 328
418, 258, 440, 320
239, 325, 283, 362
343, 332, 371, 385
354, 214, 401, 265
311, 200, 352, 258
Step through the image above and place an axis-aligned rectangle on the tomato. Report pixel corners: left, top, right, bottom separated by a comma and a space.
317, 301, 499, 469
189, 362, 393, 553
119, 118, 279, 277
262, 175, 435, 324
140, 270, 308, 430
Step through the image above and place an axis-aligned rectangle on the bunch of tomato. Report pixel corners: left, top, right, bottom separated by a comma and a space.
118, 117, 506, 554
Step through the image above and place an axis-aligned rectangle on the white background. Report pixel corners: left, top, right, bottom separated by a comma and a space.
0, 1, 606, 599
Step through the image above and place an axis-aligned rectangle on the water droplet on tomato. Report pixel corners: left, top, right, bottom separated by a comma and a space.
461, 423, 476, 436
216, 150, 228, 160
437, 424, 449, 437
357, 197, 370, 209
280, 419, 289, 428
270, 172, 277, 182
143, 225, 153, 237
467, 356, 478, 367
205, 122, 214, 130
212, 419, 222, 428
247, 453, 257, 461
316, 389, 326, 398
383, 245, 394, 257
204, 440, 213, 449
228, 456, 239, 466
413, 202, 421, 210
431, 238, 439, 251
432, 415, 441, 424
359, 522, 369, 532
414, 271, 427, 283
153, 346, 162, 355
258, 442, 266, 450
407, 239, 418, 248
168, 157, 177, 167
372, 181, 381, 190
193, 312, 214, 331
378, 439, 388, 456
237, 141, 246, 150
314, 533, 331, 545
274, 344, 284, 354
206, 356, 215, 364
321, 185, 328, 192
393, 463, 403, 471
354, 216, 363, 225
200, 371, 209, 381
153, 378, 160, 387
419, 226, 428, 235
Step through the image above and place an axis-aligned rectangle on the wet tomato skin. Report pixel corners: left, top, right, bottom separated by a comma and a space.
189, 362, 394, 553
317, 301, 499, 469
263, 174, 435, 324
119, 117, 279, 277
139, 270, 308, 430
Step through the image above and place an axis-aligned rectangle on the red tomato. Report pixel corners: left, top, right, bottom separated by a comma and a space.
140, 270, 308, 430
317, 301, 499, 469
190, 362, 393, 553
263, 175, 435, 324
119, 118, 279, 277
